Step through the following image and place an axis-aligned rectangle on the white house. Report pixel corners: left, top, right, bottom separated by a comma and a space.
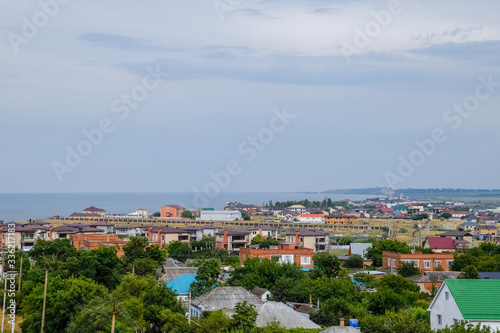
428, 279, 500, 331
298, 214, 325, 224
288, 205, 306, 214
198, 210, 242, 221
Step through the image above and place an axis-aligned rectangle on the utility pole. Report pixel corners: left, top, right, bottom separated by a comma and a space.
188, 289, 191, 325
110, 302, 116, 333
41, 269, 48, 333
18, 255, 23, 292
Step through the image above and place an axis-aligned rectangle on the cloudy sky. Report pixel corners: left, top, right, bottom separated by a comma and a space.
1, 0, 500, 194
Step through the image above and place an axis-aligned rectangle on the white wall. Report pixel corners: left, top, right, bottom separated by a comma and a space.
429, 283, 464, 330
198, 211, 242, 221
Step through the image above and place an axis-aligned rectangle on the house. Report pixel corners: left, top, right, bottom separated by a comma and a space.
460, 222, 477, 232
382, 251, 454, 271
69, 234, 128, 256
249, 227, 278, 241
148, 227, 191, 246
428, 279, 500, 331
407, 271, 460, 293
437, 231, 474, 243
475, 225, 498, 240
190, 286, 264, 318
160, 205, 186, 218
88, 222, 114, 234
158, 267, 198, 284
255, 302, 321, 329
285, 230, 329, 253
424, 237, 456, 253
83, 206, 106, 217
69, 212, 102, 220
239, 244, 314, 268
288, 205, 307, 214
114, 225, 141, 237
298, 214, 325, 224
325, 215, 357, 225
182, 225, 218, 242
52, 225, 104, 240
408, 205, 425, 214
198, 210, 242, 221
250, 287, 271, 302
166, 274, 198, 301
0, 224, 50, 252
215, 229, 251, 253
476, 216, 497, 225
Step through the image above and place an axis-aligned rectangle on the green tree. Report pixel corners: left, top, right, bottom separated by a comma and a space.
20, 276, 107, 333
66, 245, 124, 290
182, 210, 193, 219
398, 261, 421, 278
251, 234, 263, 245
353, 272, 377, 288
344, 254, 364, 268
123, 237, 150, 265
153, 212, 161, 217
230, 301, 258, 332
310, 253, 341, 278
259, 237, 279, 249
441, 212, 452, 219
310, 298, 354, 327
197, 310, 231, 333
366, 240, 412, 267
167, 241, 192, 262
190, 258, 221, 298
460, 265, 479, 279
242, 211, 251, 221
436, 321, 499, 332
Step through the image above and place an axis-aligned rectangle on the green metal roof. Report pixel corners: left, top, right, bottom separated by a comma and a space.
446, 279, 500, 320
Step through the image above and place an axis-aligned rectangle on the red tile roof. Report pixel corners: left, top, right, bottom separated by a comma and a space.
426, 237, 456, 250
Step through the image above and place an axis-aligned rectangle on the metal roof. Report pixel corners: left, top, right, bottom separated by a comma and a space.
446, 279, 500, 320
166, 274, 197, 295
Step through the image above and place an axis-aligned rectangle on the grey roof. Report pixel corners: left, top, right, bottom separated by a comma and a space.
479, 272, 500, 280
158, 267, 198, 283
191, 286, 264, 312
408, 271, 461, 283
255, 302, 321, 329
460, 222, 477, 226
437, 231, 473, 237
250, 287, 269, 298
320, 326, 360, 333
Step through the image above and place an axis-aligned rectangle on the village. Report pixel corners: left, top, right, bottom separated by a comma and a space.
1, 196, 500, 332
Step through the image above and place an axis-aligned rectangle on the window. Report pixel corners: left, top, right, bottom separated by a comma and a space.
437, 314, 442, 325
424, 261, 430, 269
301, 256, 311, 265
435, 261, 441, 268
282, 255, 294, 264
388, 258, 392, 266
445, 292, 449, 301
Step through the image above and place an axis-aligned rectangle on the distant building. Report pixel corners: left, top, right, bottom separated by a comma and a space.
148, 227, 191, 246
407, 271, 460, 293
83, 206, 106, 217
215, 229, 250, 253
288, 205, 306, 214
285, 230, 329, 253
424, 237, 457, 253
182, 225, 218, 242
298, 214, 325, 224
160, 205, 186, 218
198, 210, 242, 221
325, 215, 357, 225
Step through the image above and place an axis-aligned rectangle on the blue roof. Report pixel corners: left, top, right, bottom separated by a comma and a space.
166, 274, 197, 295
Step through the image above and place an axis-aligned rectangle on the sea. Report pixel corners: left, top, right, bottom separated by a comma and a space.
0, 192, 370, 223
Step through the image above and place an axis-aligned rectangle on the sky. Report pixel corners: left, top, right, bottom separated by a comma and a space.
1, 0, 500, 194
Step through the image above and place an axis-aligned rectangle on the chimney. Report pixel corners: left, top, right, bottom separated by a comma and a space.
223, 230, 229, 242
148, 226, 152, 241
158, 228, 162, 247
49, 226, 53, 240
295, 231, 300, 245
340, 318, 345, 328
421, 268, 425, 277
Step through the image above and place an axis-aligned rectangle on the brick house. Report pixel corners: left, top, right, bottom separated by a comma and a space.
160, 205, 186, 218
215, 229, 251, 253
324, 215, 357, 225
239, 244, 314, 268
382, 251, 454, 271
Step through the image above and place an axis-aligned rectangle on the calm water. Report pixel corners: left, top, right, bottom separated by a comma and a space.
0, 192, 370, 223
